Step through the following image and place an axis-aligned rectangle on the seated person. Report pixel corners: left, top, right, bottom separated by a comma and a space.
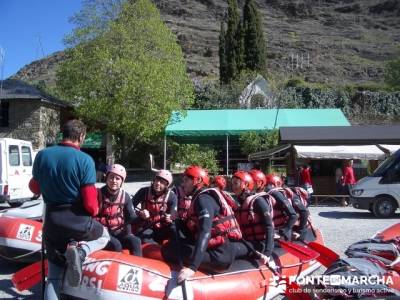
97, 164, 142, 256
132, 170, 177, 244
231, 170, 273, 265
265, 174, 298, 241
283, 185, 311, 241
161, 165, 242, 282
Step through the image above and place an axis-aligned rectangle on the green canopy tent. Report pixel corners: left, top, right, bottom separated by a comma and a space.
54, 132, 104, 149
165, 109, 350, 174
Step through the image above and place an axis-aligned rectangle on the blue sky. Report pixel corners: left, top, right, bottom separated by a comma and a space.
0, 0, 82, 79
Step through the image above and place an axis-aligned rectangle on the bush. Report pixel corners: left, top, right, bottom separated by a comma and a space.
169, 142, 220, 175
239, 130, 279, 155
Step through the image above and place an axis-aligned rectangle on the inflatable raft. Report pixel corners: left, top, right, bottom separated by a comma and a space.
59, 227, 324, 300
0, 200, 43, 262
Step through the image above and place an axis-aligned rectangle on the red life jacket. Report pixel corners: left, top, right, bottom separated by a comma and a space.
221, 191, 238, 210
290, 187, 309, 208
97, 188, 126, 232
289, 186, 311, 228
176, 186, 192, 221
186, 188, 242, 249
267, 187, 292, 229
235, 192, 274, 241
143, 187, 171, 229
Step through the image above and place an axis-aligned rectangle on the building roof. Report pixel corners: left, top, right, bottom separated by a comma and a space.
280, 126, 400, 145
0, 79, 71, 108
165, 109, 350, 141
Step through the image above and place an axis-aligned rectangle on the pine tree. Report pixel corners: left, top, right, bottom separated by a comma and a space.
219, 21, 228, 84
236, 20, 245, 73
225, 0, 241, 83
243, 0, 266, 71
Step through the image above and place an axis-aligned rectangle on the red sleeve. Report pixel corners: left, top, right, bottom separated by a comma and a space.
29, 178, 41, 195
81, 185, 99, 217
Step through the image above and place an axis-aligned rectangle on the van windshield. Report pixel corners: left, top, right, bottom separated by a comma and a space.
372, 151, 400, 177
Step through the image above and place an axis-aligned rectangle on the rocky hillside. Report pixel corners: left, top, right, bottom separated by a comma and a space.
12, 0, 400, 86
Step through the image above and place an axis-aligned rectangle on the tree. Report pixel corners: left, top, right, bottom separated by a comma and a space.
239, 130, 278, 155
224, 0, 241, 84
236, 21, 246, 72
243, 0, 266, 71
385, 58, 400, 91
219, 21, 228, 84
169, 143, 220, 175
63, 0, 126, 46
57, 0, 194, 158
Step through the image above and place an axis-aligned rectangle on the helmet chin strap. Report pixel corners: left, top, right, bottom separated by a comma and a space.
107, 185, 120, 194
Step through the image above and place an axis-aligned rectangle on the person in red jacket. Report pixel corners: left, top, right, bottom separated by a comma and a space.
342, 160, 357, 196
299, 164, 313, 204
30, 120, 110, 299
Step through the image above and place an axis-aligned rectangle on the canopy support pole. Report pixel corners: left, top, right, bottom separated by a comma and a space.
226, 134, 229, 176
163, 135, 167, 169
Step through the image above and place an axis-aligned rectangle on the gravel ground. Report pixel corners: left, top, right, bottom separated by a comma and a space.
0, 183, 399, 299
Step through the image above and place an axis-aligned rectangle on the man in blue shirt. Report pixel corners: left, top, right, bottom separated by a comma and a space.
31, 120, 109, 299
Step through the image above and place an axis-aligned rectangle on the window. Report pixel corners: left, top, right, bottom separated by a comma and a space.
9, 145, 20, 166
384, 160, 400, 184
0, 101, 9, 127
22, 146, 32, 166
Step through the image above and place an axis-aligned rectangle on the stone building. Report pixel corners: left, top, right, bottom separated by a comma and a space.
0, 79, 72, 149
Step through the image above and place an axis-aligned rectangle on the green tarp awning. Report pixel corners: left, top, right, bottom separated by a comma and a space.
165, 109, 350, 139
55, 132, 104, 149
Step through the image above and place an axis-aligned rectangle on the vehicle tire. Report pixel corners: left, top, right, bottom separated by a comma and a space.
372, 198, 397, 218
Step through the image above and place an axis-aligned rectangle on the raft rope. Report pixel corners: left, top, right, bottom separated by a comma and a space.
0, 249, 41, 261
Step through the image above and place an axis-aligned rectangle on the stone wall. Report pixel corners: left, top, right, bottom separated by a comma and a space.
0, 99, 60, 149
39, 103, 60, 149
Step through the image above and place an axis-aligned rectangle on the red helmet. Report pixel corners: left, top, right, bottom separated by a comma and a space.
213, 176, 226, 190
107, 164, 127, 182
184, 165, 210, 187
233, 170, 254, 191
265, 173, 283, 188
249, 169, 266, 187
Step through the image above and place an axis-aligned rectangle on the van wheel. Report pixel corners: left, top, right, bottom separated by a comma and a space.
372, 198, 397, 218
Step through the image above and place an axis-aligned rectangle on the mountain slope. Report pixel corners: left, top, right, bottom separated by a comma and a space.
12, 0, 400, 86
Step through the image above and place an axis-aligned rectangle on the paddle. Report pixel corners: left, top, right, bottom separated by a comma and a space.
278, 240, 319, 262
12, 260, 48, 291
306, 241, 339, 267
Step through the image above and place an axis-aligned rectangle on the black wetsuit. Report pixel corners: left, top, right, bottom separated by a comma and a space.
233, 193, 274, 260
268, 189, 298, 241
162, 191, 236, 273
290, 190, 310, 240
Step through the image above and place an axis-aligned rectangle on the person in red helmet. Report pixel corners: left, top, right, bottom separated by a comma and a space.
249, 169, 267, 193
97, 164, 142, 256
231, 170, 274, 265
212, 175, 227, 191
162, 165, 242, 283
132, 169, 177, 244
265, 173, 298, 241
281, 182, 311, 241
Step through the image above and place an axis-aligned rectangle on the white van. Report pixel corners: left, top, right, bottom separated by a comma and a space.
0, 138, 36, 207
351, 149, 400, 218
